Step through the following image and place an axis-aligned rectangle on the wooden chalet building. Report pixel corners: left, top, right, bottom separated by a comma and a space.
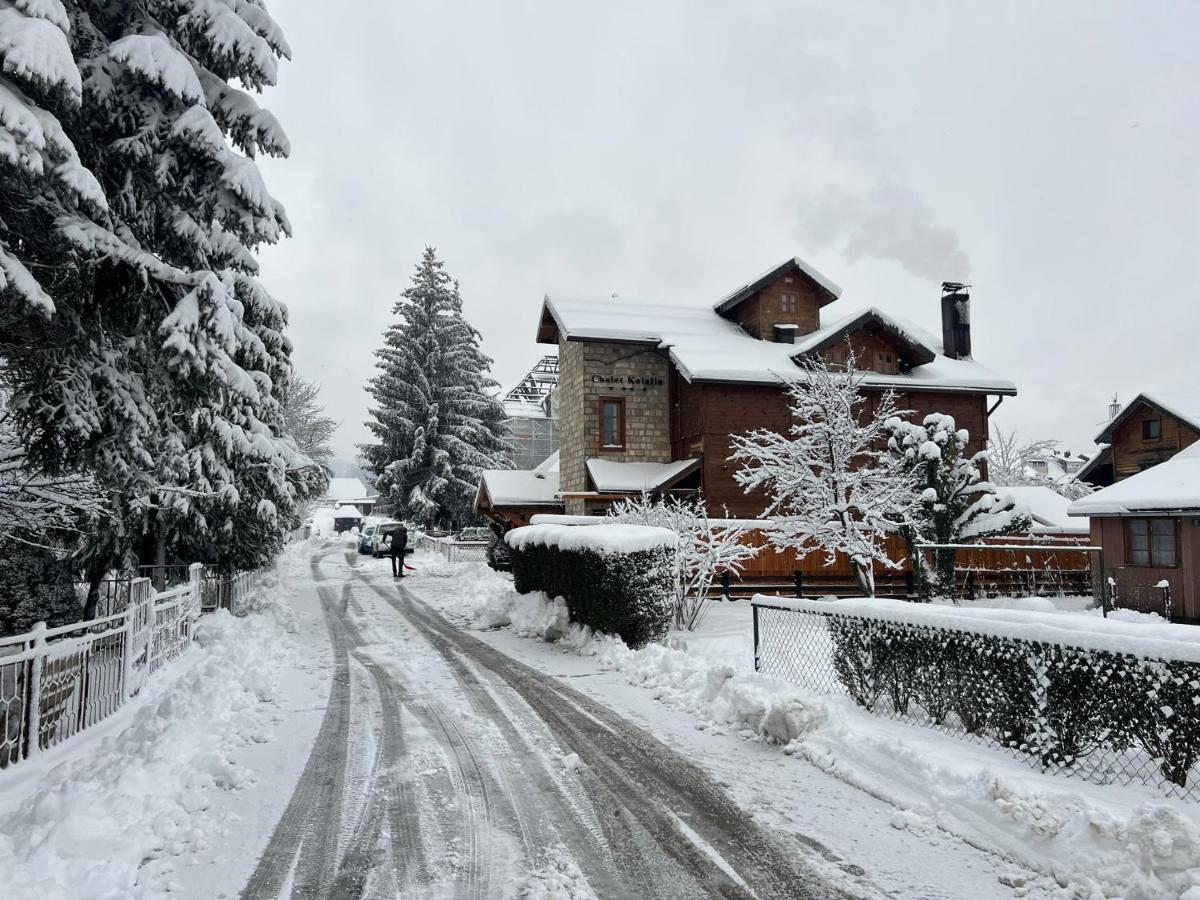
477, 256, 1017, 528
1069, 393, 1200, 620
1078, 393, 1200, 488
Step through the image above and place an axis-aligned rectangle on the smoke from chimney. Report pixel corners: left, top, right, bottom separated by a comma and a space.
795, 183, 971, 282
940, 282, 972, 359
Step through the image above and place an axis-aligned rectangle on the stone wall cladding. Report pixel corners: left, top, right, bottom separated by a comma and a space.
558, 339, 672, 513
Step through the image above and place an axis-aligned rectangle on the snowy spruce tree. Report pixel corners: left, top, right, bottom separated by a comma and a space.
729, 351, 920, 596
363, 248, 509, 529
889, 415, 1031, 599
0, 0, 323, 602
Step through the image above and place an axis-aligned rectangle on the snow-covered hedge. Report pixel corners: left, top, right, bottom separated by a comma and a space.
759, 597, 1200, 791
505, 524, 676, 648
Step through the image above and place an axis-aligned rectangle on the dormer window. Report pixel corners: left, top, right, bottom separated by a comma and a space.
780, 292, 799, 313
874, 351, 898, 375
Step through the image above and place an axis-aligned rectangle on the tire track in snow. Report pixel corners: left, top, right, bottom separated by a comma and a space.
357, 571, 869, 899
240, 562, 351, 900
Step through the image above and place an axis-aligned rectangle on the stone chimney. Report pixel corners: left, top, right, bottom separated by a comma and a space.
940, 282, 972, 360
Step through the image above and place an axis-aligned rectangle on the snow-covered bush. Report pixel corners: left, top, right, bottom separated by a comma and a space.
729, 349, 920, 596
820, 605, 1200, 788
606, 495, 759, 630
888, 414, 1031, 599
506, 524, 676, 648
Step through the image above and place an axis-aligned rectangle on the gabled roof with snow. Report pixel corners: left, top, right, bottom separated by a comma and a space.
1096, 392, 1200, 443
477, 467, 561, 507
537, 295, 1016, 394
585, 458, 701, 493
326, 477, 370, 501
997, 485, 1088, 534
1069, 441, 1200, 516
712, 256, 842, 314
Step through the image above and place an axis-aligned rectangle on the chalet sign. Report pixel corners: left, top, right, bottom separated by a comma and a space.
590, 374, 665, 387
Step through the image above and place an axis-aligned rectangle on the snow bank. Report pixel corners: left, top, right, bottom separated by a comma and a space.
434, 564, 1200, 899
0, 573, 299, 898
506, 522, 677, 554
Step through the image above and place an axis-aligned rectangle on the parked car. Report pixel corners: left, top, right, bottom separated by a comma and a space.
357, 524, 377, 555
372, 522, 411, 557
456, 526, 490, 543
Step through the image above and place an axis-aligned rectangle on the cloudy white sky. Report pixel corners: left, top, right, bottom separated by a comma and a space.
254, 1, 1199, 462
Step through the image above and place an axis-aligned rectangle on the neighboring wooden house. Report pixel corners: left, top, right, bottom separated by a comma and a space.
1092, 393, 1200, 483
478, 256, 1017, 527
1070, 442, 1200, 621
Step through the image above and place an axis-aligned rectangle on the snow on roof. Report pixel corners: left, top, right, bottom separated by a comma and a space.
478, 468, 561, 507
712, 256, 843, 313
541, 295, 1016, 394
997, 485, 1088, 533
534, 450, 560, 474
333, 504, 363, 518
326, 477, 369, 501
586, 458, 700, 493
1096, 392, 1200, 443
1069, 441, 1200, 516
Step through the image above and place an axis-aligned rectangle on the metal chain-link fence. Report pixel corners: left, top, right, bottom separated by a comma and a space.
753, 599, 1200, 801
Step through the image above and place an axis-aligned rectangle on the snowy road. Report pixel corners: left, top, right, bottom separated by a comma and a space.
241, 551, 868, 899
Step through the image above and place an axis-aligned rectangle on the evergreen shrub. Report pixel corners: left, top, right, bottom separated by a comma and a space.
507, 525, 675, 648
824, 613, 1200, 787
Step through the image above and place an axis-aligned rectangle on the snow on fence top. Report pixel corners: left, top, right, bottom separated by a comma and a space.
506, 523, 678, 554
529, 513, 777, 529
752, 595, 1200, 664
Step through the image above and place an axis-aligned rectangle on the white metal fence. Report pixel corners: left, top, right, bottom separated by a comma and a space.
0, 562, 257, 770
416, 534, 490, 563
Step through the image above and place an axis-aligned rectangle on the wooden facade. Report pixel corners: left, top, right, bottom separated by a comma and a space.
1106, 400, 1200, 481
667, 379, 989, 519
1091, 516, 1200, 621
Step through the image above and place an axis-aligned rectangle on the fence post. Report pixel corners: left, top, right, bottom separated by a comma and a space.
1161, 582, 1173, 621
720, 570, 731, 602
188, 563, 203, 636
793, 570, 803, 599
752, 603, 760, 672
121, 599, 141, 704
905, 570, 914, 598
24, 621, 46, 760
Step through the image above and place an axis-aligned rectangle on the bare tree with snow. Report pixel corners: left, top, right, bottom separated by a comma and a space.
729, 351, 920, 596
989, 428, 1094, 500
607, 495, 759, 630
278, 376, 337, 467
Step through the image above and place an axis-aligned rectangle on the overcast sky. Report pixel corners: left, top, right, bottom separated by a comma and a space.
255, 1, 1199, 463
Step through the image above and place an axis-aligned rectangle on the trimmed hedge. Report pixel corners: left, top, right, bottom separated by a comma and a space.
825, 614, 1200, 788
506, 525, 675, 648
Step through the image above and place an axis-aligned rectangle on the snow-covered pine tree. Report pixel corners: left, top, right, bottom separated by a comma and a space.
363, 247, 509, 529
0, 1, 322, 592
889, 414, 1031, 599
729, 350, 920, 596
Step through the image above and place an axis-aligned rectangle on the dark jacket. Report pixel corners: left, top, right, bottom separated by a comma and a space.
389, 526, 408, 555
